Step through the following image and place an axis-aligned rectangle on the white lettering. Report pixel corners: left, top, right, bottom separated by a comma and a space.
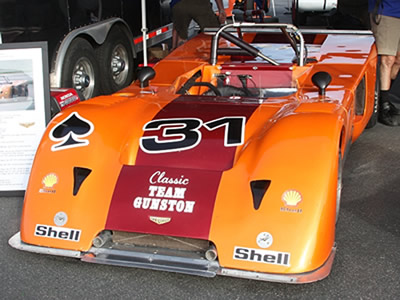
148, 185, 158, 197
142, 197, 151, 209
176, 200, 185, 212
132, 198, 195, 213
160, 199, 168, 211
150, 198, 161, 210
164, 187, 173, 198
173, 187, 186, 199
133, 197, 142, 208
156, 186, 166, 197
149, 171, 190, 186
184, 201, 195, 213
147, 186, 187, 199
168, 199, 177, 211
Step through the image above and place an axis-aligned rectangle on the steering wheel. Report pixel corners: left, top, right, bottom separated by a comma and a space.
203, 85, 252, 97
179, 81, 221, 96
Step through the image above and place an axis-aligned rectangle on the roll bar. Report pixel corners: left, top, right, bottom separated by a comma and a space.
209, 23, 306, 66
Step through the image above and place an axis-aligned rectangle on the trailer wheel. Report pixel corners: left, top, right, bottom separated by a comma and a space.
61, 37, 100, 100
96, 26, 135, 95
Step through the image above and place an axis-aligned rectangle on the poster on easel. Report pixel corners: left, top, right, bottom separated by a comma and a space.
0, 42, 50, 195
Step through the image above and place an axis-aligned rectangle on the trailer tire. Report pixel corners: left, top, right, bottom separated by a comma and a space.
61, 37, 100, 100
96, 26, 135, 95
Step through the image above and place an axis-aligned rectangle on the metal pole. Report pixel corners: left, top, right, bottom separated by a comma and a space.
271, 0, 276, 17
141, 0, 148, 66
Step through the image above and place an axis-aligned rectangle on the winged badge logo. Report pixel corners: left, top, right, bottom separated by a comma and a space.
19, 122, 35, 128
149, 216, 171, 225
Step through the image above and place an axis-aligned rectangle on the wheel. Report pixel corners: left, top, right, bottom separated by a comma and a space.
96, 26, 135, 95
366, 67, 379, 129
336, 150, 343, 223
291, 0, 307, 27
61, 37, 100, 100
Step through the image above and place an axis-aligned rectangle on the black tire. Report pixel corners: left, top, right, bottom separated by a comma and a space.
292, 0, 307, 27
61, 37, 100, 100
336, 150, 343, 224
366, 68, 379, 129
95, 26, 135, 95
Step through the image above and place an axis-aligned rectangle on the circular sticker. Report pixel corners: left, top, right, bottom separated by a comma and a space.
256, 232, 273, 249
54, 211, 68, 226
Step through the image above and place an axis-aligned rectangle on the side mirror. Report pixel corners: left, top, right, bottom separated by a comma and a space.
311, 71, 332, 96
137, 66, 156, 88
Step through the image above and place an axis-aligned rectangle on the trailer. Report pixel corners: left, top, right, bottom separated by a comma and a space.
0, 0, 234, 99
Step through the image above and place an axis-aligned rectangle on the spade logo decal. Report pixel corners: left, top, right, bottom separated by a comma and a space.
49, 112, 94, 151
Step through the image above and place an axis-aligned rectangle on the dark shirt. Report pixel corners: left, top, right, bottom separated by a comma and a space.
368, 0, 400, 18
170, 0, 181, 8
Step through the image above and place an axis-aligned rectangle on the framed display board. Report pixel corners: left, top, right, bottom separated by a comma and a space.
0, 42, 50, 195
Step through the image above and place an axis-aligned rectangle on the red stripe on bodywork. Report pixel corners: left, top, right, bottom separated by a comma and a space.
136, 96, 258, 171
105, 96, 259, 239
105, 166, 222, 239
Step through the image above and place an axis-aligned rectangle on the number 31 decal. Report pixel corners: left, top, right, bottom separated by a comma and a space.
140, 117, 246, 153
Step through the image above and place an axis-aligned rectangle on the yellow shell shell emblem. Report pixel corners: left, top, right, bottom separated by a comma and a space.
282, 190, 302, 207
42, 173, 58, 188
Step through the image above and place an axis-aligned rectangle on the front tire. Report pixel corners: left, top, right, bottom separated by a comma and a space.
96, 26, 135, 95
366, 67, 379, 129
61, 37, 100, 100
336, 151, 344, 223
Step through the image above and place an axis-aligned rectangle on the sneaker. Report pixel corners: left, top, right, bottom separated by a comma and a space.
379, 102, 400, 126
388, 101, 400, 115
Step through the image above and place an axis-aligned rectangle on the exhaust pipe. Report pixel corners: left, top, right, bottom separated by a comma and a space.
205, 244, 218, 261
92, 230, 112, 248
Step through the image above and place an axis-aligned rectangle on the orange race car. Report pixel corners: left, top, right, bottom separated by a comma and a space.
9, 22, 378, 283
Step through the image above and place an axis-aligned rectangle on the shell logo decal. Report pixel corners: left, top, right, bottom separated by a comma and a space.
42, 173, 58, 188
39, 173, 58, 194
282, 190, 302, 207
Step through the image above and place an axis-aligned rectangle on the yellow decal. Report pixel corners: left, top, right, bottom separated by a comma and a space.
282, 190, 302, 207
42, 173, 58, 188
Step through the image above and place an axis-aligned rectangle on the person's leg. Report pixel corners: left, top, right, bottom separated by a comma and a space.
191, 0, 220, 31
171, 0, 192, 48
391, 51, 400, 81
371, 15, 400, 125
380, 55, 395, 90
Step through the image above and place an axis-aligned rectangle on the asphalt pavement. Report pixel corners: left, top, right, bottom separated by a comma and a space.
1, 1, 400, 299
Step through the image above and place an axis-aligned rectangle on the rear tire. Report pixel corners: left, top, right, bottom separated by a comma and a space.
61, 37, 100, 100
96, 26, 135, 95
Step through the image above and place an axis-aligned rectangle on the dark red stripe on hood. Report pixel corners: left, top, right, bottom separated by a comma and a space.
135, 96, 259, 171
105, 96, 259, 239
105, 165, 222, 239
